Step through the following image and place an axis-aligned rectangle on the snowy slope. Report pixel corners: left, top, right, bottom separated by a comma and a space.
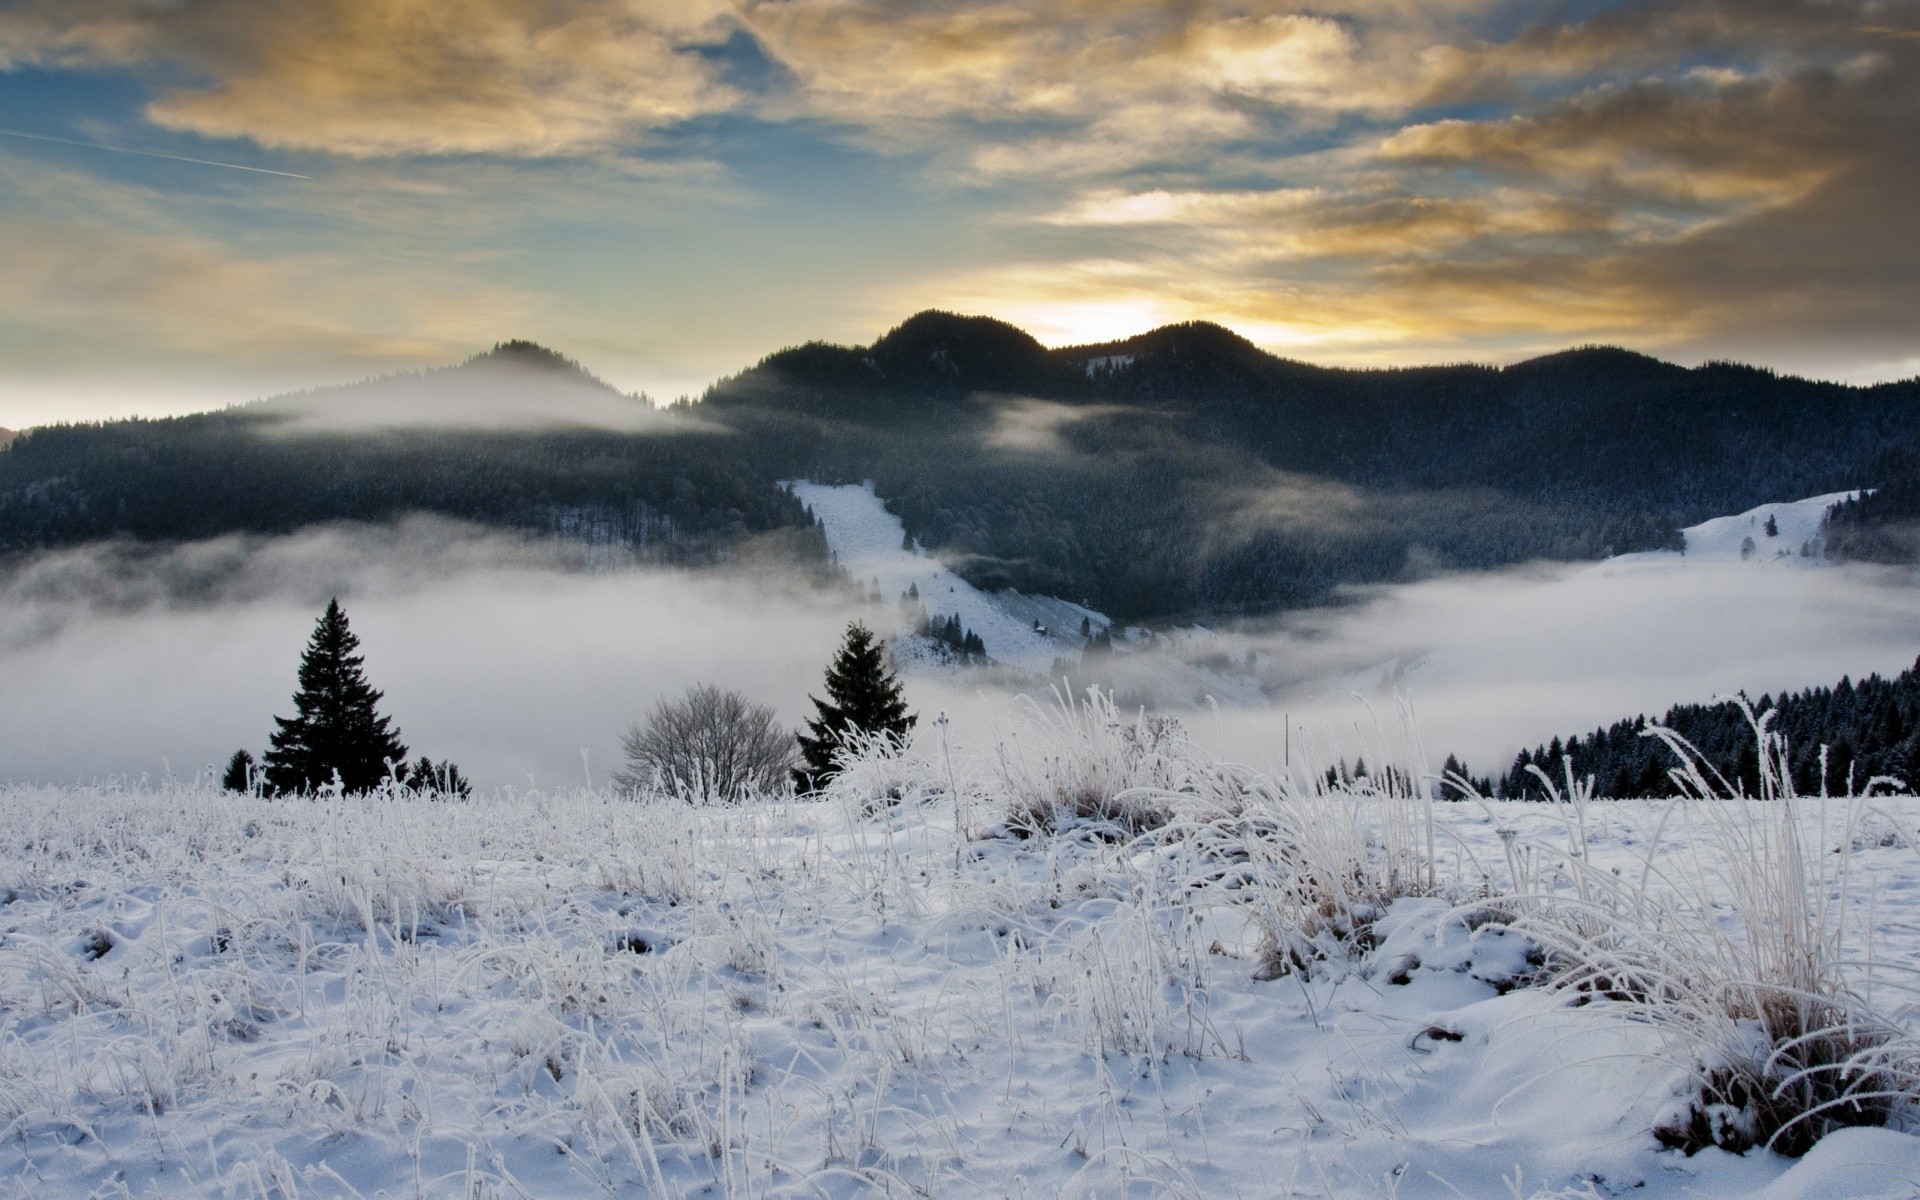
788, 481, 1108, 673
1640, 489, 1856, 570
2, 773, 1918, 1199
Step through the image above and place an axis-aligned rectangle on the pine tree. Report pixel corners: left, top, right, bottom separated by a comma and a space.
222, 749, 255, 793
262, 598, 409, 794
794, 621, 916, 792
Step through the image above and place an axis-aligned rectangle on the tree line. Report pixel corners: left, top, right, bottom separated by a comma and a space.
1456, 658, 1920, 800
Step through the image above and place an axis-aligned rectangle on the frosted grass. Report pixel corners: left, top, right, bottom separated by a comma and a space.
1, 697, 1918, 1197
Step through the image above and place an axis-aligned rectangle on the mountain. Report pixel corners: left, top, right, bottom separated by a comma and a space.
0, 344, 818, 566
705, 312, 1920, 615
3, 316, 1918, 618
250, 341, 667, 434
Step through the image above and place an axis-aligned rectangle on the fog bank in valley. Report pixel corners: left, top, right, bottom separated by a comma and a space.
0, 520, 865, 788
7, 515, 1920, 791
1183, 552, 1920, 781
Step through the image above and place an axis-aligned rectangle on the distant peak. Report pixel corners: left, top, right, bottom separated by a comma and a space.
1123, 321, 1258, 353
873, 310, 1047, 353
467, 340, 584, 372
1506, 344, 1678, 374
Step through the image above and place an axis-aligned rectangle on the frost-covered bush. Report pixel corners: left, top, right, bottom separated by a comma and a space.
1168, 752, 1439, 978
816, 725, 935, 814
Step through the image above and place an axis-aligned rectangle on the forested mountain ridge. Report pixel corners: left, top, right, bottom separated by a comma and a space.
704, 311, 1920, 614
3, 312, 1917, 618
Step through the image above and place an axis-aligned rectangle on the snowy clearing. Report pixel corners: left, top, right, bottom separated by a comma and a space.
786, 482, 1106, 674
4, 704, 1920, 1199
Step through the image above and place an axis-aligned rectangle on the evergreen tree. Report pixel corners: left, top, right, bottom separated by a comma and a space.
221, 749, 256, 793
403, 755, 472, 797
794, 621, 916, 792
263, 598, 409, 794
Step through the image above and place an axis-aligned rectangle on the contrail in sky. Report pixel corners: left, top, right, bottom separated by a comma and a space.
0, 128, 313, 179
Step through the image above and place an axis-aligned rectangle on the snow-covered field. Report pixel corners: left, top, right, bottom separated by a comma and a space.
786, 482, 1107, 674
5, 705, 1920, 1199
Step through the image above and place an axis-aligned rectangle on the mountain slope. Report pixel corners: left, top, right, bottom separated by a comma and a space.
706, 312, 1919, 616
0, 346, 817, 564
4, 315, 1917, 619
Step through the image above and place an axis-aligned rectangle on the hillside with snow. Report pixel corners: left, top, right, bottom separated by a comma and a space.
3, 703, 1919, 1199
788, 481, 1108, 674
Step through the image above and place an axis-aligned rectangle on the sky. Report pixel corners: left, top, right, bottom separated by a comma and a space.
2, 0, 1918, 426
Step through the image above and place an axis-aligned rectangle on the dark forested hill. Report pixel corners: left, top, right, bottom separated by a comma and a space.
0, 345, 819, 566
1824, 438, 1920, 562
705, 312, 1920, 615
4, 313, 1917, 618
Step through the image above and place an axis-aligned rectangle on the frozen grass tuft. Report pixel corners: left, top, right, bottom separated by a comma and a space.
1480, 701, 1920, 1155
990, 687, 1188, 837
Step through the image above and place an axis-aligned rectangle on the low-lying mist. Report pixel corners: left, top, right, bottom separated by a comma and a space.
1160, 552, 1920, 781
6, 520, 1920, 791
248, 355, 703, 435
0, 520, 865, 788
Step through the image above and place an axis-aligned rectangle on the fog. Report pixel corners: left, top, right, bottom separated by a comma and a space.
1176, 552, 1920, 781
0, 520, 865, 788
249, 356, 704, 435
5, 519, 1920, 791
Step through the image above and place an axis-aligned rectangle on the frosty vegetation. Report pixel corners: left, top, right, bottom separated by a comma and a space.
613, 684, 796, 801
3, 692, 1918, 1197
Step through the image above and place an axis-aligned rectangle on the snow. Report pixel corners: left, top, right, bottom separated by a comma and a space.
1083, 355, 1134, 379
787, 481, 1108, 674
1637, 490, 1858, 569
2, 770, 1917, 1199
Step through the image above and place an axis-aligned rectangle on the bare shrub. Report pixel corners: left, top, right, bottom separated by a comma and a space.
614, 684, 796, 802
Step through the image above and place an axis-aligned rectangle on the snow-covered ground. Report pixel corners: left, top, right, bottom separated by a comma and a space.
787, 482, 1108, 674
1677, 491, 1859, 566
4, 710, 1920, 1199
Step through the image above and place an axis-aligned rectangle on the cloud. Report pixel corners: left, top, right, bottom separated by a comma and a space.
1085, 549, 1920, 786
8, 0, 1920, 394
0, 211, 534, 364
0, 0, 739, 157
248, 355, 722, 434
741, 1, 1433, 172
980, 396, 1131, 454
1265, 554, 1920, 777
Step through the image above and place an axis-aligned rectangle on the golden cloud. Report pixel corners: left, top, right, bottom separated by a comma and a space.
0, 0, 737, 157
4, 0, 1917, 385
0, 211, 536, 360
739, 0, 1456, 170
